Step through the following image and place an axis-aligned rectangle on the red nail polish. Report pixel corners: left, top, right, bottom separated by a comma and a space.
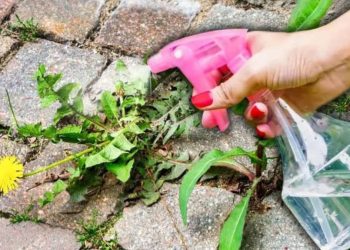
256, 127, 266, 138
250, 104, 265, 120
191, 91, 213, 108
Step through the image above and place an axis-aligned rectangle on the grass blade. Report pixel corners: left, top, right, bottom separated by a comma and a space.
179, 147, 259, 224
219, 179, 259, 250
288, 0, 333, 31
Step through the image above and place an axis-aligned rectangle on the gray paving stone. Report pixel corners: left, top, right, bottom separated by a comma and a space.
196, 4, 289, 32
242, 192, 318, 249
0, 0, 16, 22
0, 39, 106, 127
0, 218, 80, 250
12, 0, 105, 42
115, 183, 239, 250
0, 138, 30, 163
0, 36, 17, 61
96, 0, 200, 55
84, 56, 150, 114
323, 0, 350, 24
0, 141, 122, 230
172, 113, 258, 172
0, 142, 84, 215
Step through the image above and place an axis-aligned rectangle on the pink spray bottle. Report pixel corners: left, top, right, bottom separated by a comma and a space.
148, 30, 350, 250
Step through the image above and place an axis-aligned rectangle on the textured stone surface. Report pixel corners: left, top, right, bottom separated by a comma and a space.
0, 39, 106, 127
0, 138, 30, 162
84, 56, 150, 114
0, 142, 122, 230
96, 0, 200, 55
0, 218, 80, 250
0, 0, 16, 22
242, 192, 318, 250
0, 142, 84, 214
196, 4, 289, 32
0, 36, 17, 60
115, 183, 238, 250
323, 0, 350, 24
172, 113, 257, 164
13, 0, 105, 42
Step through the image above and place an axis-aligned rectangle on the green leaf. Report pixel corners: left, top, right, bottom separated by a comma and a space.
56, 83, 80, 102
111, 132, 135, 151
52, 180, 67, 194
179, 149, 224, 224
115, 59, 127, 71
231, 98, 249, 116
141, 191, 160, 206
219, 179, 259, 250
54, 105, 73, 123
38, 180, 67, 207
85, 144, 126, 168
40, 94, 58, 108
106, 159, 134, 183
72, 94, 84, 113
287, 0, 333, 32
101, 91, 118, 121
163, 124, 179, 144
18, 123, 42, 137
56, 125, 82, 135
179, 147, 258, 224
164, 165, 187, 181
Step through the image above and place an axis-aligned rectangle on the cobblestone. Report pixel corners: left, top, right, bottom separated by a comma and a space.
0, 36, 18, 61
0, 218, 80, 250
96, 0, 200, 55
0, 39, 106, 127
195, 4, 289, 32
115, 183, 238, 250
84, 56, 150, 114
0, 0, 16, 22
12, 0, 105, 42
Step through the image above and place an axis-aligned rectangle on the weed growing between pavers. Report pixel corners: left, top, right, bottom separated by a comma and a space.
77, 210, 119, 250
0, 15, 39, 42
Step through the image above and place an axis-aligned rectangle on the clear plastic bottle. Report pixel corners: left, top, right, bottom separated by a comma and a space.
258, 91, 350, 250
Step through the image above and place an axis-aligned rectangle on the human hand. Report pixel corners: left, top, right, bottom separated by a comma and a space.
191, 12, 350, 138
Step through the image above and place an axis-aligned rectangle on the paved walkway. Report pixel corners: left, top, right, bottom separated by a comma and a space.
0, 0, 349, 249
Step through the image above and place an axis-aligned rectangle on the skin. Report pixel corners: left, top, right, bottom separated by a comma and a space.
199, 11, 350, 137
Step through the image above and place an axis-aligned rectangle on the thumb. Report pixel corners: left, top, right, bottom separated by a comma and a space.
192, 59, 263, 110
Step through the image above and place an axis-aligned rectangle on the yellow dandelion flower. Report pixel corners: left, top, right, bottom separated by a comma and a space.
0, 156, 23, 194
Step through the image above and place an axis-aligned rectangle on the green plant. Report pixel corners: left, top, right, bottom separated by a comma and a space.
10, 205, 42, 224
8, 15, 39, 42
287, 0, 333, 32
76, 211, 118, 250
15, 62, 199, 206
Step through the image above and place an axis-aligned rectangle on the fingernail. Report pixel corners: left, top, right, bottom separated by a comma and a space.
191, 91, 213, 108
250, 103, 265, 120
256, 127, 266, 138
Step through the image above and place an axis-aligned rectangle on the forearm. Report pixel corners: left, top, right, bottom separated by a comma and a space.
315, 11, 350, 88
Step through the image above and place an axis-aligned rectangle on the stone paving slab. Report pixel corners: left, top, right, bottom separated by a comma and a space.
0, 0, 16, 22
0, 142, 84, 215
0, 138, 30, 163
96, 0, 200, 55
0, 39, 106, 127
84, 56, 150, 114
0, 36, 18, 61
115, 183, 239, 250
323, 0, 350, 24
0, 141, 122, 230
12, 0, 105, 42
0, 218, 80, 250
195, 4, 289, 32
242, 192, 318, 250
